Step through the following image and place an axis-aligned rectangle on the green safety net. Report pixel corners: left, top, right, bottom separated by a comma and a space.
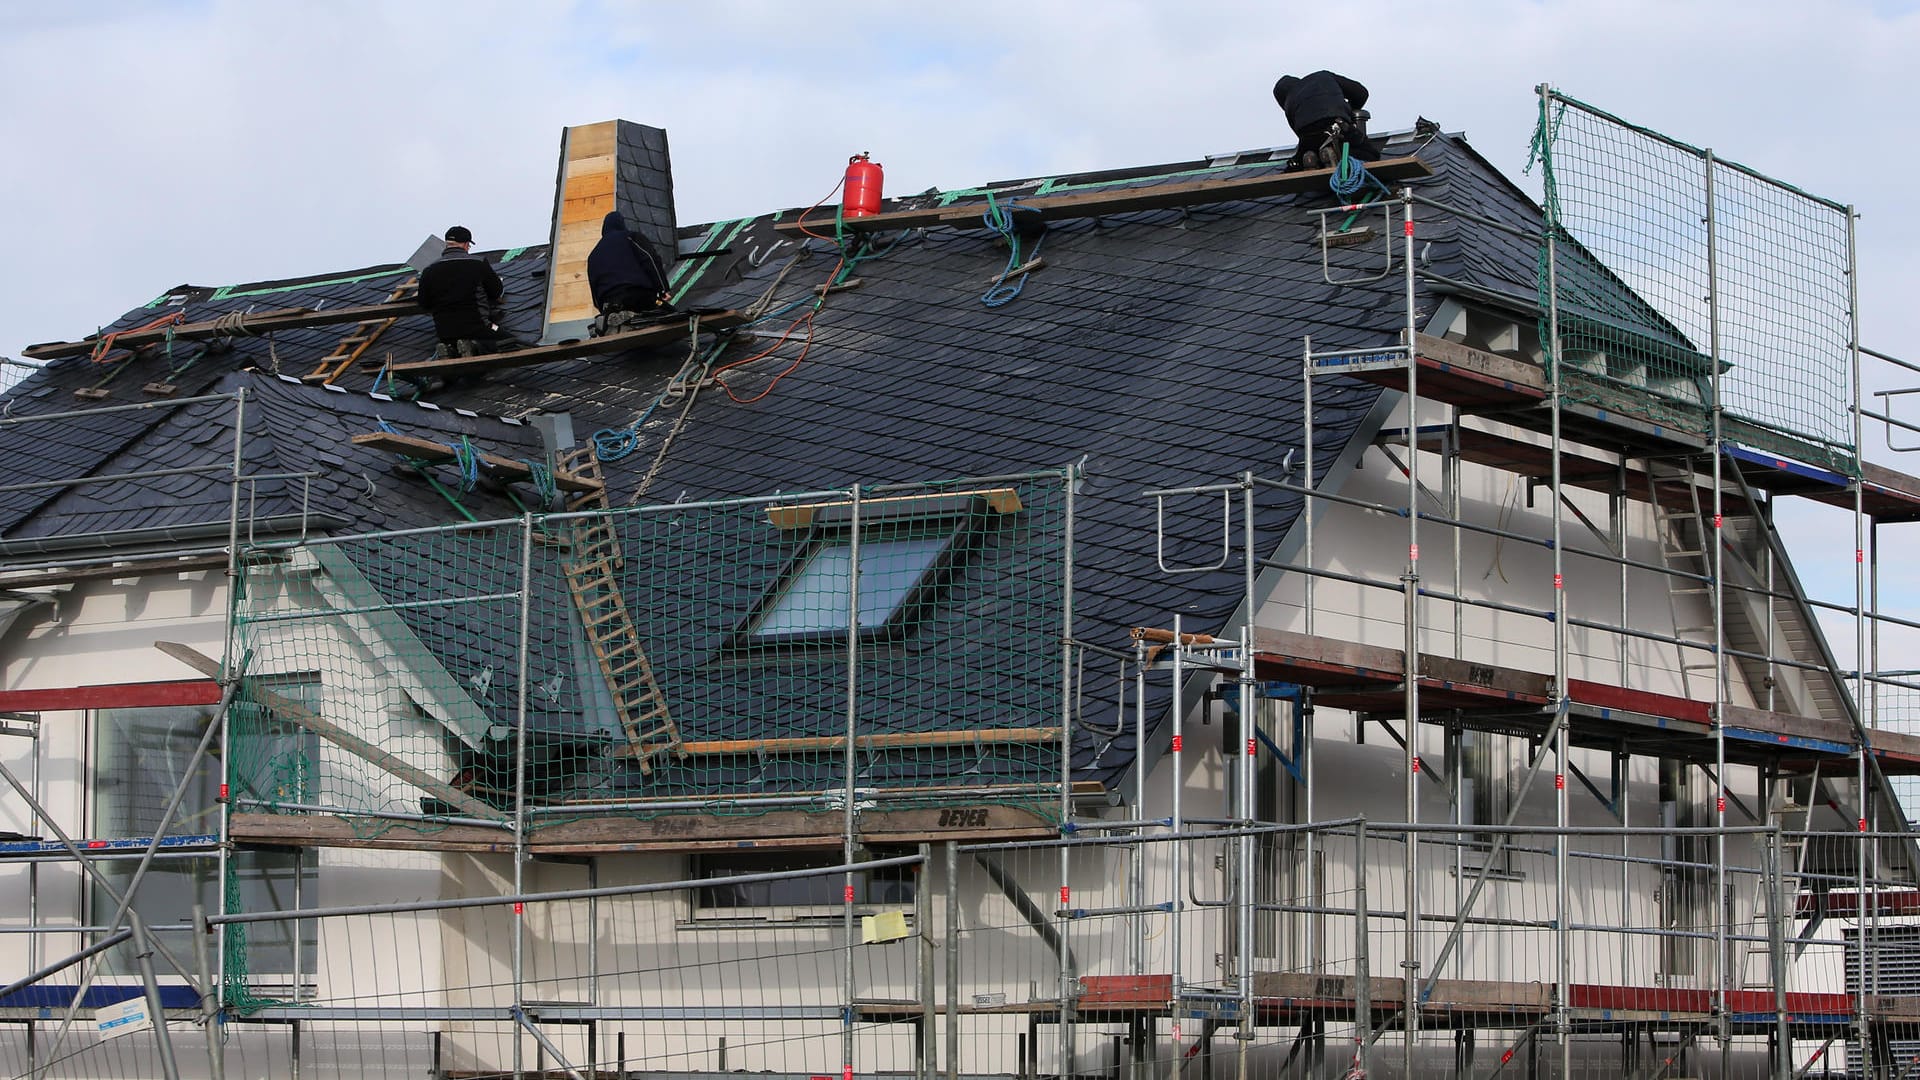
225, 472, 1071, 841
1532, 91, 1858, 473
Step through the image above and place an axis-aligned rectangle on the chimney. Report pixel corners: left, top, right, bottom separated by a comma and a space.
540, 120, 678, 343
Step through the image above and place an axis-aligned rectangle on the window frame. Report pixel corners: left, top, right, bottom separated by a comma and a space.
734, 501, 984, 650
682, 849, 917, 928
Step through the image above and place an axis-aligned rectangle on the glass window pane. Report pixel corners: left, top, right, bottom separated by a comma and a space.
753, 535, 950, 638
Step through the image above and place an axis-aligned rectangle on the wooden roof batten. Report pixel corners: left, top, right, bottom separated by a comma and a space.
771, 155, 1435, 238
350, 432, 603, 494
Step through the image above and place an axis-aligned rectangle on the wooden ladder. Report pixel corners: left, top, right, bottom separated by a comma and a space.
557, 445, 679, 769
303, 276, 419, 385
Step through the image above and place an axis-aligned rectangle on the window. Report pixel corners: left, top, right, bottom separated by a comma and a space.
742, 488, 1023, 647
751, 534, 952, 639
689, 851, 915, 924
90, 679, 321, 984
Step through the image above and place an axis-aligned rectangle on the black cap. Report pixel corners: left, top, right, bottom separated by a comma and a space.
445, 225, 473, 245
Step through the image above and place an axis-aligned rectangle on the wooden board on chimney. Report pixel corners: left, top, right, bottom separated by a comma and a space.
544, 121, 620, 335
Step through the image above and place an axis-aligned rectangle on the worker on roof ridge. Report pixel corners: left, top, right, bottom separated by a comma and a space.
417, 226, 520, 359
1273, 70, 1381, 173
586, 211, 674, 337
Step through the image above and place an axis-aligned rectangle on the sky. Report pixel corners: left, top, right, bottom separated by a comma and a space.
0, 0, 1915, 678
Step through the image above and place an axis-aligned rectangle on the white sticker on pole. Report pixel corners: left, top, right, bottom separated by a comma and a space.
96, 995, 153, 1040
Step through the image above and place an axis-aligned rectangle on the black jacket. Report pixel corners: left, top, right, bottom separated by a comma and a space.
1272, 71, 1370, 134
586, 211, 669, 311
417, 246, 505, 342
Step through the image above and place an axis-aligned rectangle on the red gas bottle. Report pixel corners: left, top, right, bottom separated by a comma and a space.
844, 153, 884, 218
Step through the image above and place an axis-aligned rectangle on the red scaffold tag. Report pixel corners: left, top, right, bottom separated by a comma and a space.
1714, 514, 1723, 529
1553, 573, 1563, 590
1409, 543, 1420, 562
1717, 796, 1726, 813
1411, 756, 1421, 774
514, 902, 524, 914
845, 884, 856, 903
1247, 738, 1257, 757
1858, 549, 1866, 563
1555, 774, 1565, 790
1061, 886, 1071, 905
1860, 818, 1869, 833
845, 1067, 854, 1080
1403, 221, 1415, 237
219, 783, 229, 801
1171, 734, 1183, 752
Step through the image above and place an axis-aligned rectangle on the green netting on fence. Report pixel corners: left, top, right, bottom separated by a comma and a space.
1533, 91, 1857, 471
226, 472, 1070, 836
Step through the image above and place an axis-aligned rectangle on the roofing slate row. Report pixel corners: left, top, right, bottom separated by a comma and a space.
0, 130, 1561, 796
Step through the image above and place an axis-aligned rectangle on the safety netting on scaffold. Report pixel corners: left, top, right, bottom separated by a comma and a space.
225, 471, 1071, 836
1531, 89, 1858, 473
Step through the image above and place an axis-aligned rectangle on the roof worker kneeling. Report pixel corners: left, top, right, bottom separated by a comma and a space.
1273, 70, 1381, 172
586, 211, 673, 338
417, 226, 523, 359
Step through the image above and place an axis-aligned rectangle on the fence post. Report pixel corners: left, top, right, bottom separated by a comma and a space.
1353, 820, 1370, 1080
920, 843, 935, 1080
946, 840, 960, 1080
1769, 827, 1790, 1080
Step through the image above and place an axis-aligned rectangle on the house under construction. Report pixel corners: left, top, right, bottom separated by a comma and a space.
0, 88, 1918, 1079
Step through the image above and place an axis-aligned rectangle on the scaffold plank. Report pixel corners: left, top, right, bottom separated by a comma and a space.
667, 727, 1062, 757
22, 297, 421, 361
351, 432, 603, 493
0, 679, 221, 711
385, 309, 746, 378
771, 156, 1435, 238
229, 799, 1057, 853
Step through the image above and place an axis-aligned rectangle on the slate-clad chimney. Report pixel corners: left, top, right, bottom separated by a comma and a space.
540, 120, 678, 343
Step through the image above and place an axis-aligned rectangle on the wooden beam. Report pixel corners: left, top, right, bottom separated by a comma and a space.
23, 299, 421, 361
387, 310, 747, 379
155, 641, 500, 820
659, 727, 1062, 758
350, 432, 602, 493
0, 679, 221, 712
772, 156, 1435, 238
229, 799, 1058, 853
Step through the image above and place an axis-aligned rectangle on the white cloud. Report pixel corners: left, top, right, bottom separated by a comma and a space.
2, 0, 1918, 654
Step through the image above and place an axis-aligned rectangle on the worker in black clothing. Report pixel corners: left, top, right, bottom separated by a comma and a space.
417, 226, 515, 358
586, 211, 673, 337
1273, 71, 1381, 172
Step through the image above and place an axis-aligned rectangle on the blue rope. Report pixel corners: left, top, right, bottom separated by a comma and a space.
1330, 145, 1392, 201
450, 436, 481, 491
522, 459, 557, 505
981, 193, 1045, 308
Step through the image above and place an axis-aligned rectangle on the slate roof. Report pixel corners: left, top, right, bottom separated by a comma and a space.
0, 129, 1555, 799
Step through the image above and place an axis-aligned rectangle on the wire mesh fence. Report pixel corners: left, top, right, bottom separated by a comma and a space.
1534, 89, 1857, 472
227, 471, 1072, 838
7, 826, 1920, 1078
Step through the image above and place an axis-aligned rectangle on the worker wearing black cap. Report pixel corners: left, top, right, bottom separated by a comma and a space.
417, 226, 515, 358
1273, 71, 1381, 172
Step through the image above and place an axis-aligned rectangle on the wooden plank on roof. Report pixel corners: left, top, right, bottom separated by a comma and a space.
350, 432, 603, 493
771, 155, 1435, 237
386, 310, 746, 378
24, 299, 421, 361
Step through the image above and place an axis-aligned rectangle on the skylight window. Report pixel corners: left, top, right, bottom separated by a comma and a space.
752, 534, 950, 639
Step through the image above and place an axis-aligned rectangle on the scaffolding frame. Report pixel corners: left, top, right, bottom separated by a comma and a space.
6, 92, 1920, 1080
